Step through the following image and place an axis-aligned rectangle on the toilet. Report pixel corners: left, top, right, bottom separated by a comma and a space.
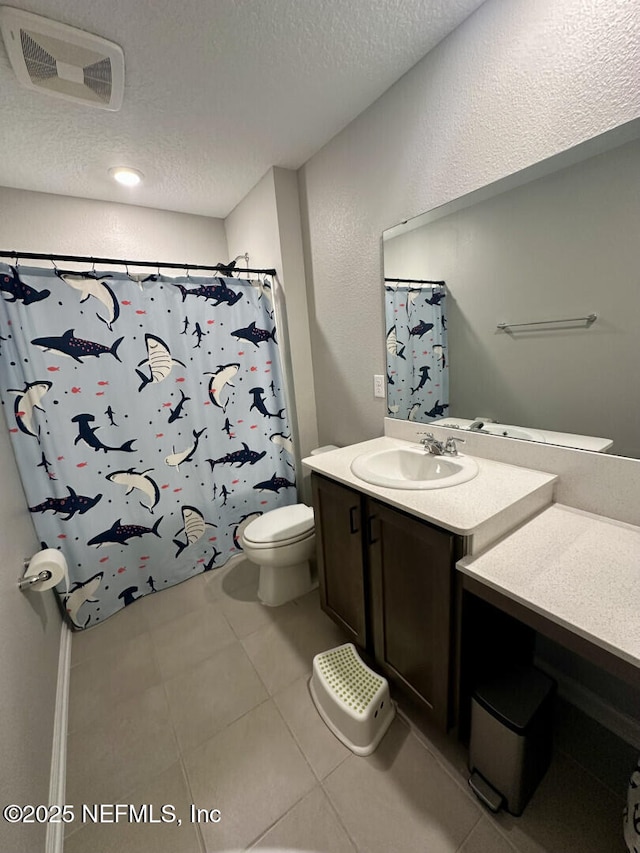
240, 503, 316, 606
240, 445, 338, 607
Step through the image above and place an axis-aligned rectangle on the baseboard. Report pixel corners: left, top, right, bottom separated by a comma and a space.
536, 659, 640, 750
45, 620, 72, 853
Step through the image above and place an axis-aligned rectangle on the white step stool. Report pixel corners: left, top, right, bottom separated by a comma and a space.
310, 643, 395, 755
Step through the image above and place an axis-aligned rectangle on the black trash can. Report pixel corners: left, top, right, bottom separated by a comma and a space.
468, 664, 556, 816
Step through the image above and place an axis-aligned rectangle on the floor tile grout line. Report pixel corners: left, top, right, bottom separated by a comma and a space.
180, 695, 318, 851
178, 694, 273, 768
68, 585, 216, 851
219, 584, 298, 643
176, 754, 207, 853
554, 742, 629, 803
453, 813, 491, 853
72, 684, 182, 807
148, 599, 237, 684
318, 771, 363, 853
236, 696, 337, 849
244, 784, 324, 850
479, 815, 521, 853
400, 703, 627, 852
395, 706, 488, 815
272, 674, 352, 778
265, 681, 358, 850
66, 632, 162, 738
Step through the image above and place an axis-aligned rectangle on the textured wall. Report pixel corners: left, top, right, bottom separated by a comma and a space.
0, 187, 227, 263
225, 168, 319, 495
299, 0, 640, 447
0, 401, 59, 853
0, 188, 227, 852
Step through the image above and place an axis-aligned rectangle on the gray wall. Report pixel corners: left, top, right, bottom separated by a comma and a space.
0, 188, 227, 852
299, 0, 640, 448
383, 139, 640, 457
225, 167, 319, 483
0, 403, 60, 853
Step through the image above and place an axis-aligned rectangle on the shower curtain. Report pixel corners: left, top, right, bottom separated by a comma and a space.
385, 282, 449, 422
0, 263, 296, 629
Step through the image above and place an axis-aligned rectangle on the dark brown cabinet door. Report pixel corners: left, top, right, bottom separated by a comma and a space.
311, 474, 368, 647
368, 499, 455, 729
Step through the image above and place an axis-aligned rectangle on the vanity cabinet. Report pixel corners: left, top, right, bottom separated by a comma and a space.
312, 474, 368, 647
368, 498, 460, 730
311, 473, 463, 730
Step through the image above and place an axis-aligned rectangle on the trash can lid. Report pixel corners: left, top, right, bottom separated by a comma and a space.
473, 665, 556, 734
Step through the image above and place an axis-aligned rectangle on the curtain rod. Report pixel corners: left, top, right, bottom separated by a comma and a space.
0, 250, 277, 277
384, 277, 445, 285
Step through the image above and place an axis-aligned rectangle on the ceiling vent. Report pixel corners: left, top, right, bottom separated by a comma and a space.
0, 6, 124, 110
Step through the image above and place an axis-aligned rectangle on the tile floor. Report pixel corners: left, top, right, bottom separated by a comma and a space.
65, 557, 630, 852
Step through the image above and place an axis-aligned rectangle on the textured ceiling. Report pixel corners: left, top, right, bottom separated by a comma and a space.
0, 0, 485, 217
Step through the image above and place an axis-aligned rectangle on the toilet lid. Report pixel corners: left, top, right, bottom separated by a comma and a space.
243, 503, 314, 545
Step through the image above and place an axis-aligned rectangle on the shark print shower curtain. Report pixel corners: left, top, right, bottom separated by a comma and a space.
0, 263, 296, 629
385, 282, 449, 422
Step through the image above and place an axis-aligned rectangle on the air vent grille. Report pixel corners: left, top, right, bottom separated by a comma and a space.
20, 30, 56, 80
84, 57, 112, 101
0, 6, 124, 110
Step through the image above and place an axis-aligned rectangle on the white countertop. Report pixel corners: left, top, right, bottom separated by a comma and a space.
458, 504, 640, 669
302, 437, 556, 542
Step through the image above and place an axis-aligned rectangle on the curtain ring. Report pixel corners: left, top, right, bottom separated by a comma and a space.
91, 259, 96, 275
50, 257, 57, 272
185, 265, 191, 280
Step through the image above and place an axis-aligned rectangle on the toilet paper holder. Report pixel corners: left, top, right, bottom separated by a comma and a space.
18, 557, 52, 591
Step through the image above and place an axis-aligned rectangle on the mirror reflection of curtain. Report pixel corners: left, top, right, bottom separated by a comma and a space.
385, 283, 448, 422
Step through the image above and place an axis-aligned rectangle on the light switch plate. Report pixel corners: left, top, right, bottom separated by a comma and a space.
373, 374, 385, 398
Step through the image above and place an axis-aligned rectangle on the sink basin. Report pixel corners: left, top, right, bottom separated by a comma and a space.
350, 445, 479, 490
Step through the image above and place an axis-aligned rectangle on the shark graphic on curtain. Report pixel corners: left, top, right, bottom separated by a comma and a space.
385, 283, 449, 422
0, 263, 296, 629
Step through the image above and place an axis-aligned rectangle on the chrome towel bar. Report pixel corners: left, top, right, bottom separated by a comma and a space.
497, 313, 597, 330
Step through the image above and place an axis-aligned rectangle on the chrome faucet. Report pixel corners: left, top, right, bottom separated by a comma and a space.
419, 433, 465, 456
468, 420, 490, 433
420, 433, 446, 455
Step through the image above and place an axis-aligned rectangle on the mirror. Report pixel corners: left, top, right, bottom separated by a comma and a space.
382, 121, 640, 459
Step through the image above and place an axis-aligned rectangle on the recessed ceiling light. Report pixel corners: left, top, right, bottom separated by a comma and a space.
109, 166, 143, 186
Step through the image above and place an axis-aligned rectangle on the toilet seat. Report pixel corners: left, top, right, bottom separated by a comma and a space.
242, 503, 314, 548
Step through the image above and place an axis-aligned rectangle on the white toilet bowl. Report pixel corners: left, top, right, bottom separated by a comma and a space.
240, 503, 316, 606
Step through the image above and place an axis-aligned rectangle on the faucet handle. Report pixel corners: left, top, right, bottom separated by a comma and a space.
444, 436, 465, 455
